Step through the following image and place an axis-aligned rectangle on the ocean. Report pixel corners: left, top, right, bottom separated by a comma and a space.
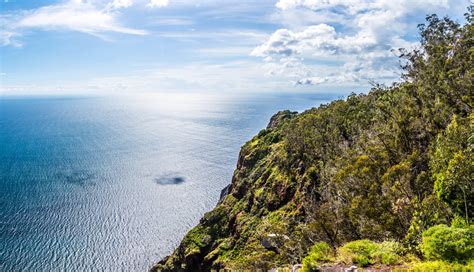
0, 92, 329, 271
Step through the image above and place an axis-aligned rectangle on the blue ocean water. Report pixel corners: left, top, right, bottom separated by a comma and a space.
0, 92, 329, 271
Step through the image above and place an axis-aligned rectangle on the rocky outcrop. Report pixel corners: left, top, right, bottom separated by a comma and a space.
266, 110, 297, 129
218, 184, 231, 204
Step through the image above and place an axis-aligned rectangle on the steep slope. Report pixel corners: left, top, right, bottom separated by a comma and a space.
152, 11, 473, 271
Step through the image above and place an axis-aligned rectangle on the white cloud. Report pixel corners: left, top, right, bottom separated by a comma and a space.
108, 0, 134, 10
16, 1, 147, 35
267, 7, 348, 29
253, 0, 465, 85
0, 30, 22, 47
0, 0, 148, 46
295, 76, 328, 85
0, 0, 179, 45
0, 61, 293, 95
275, 0, 449, 13
276, 0, 366, 12
147, 0, 169, 8
251, 23, 389, 83
149, 17, 194, 26
251, 24, 338, 57
94, 61, 286, 93
155, 29, 268, 45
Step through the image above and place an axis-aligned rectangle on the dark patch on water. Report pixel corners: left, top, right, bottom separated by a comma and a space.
154, 173, 186, 185
56, 170, 97, 186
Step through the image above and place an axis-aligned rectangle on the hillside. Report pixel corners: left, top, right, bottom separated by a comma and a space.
152, 10, 473, 271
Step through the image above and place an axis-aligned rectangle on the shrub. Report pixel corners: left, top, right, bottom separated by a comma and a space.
338, 240, 379, 267
421, 224, 473, 263
372, 241, 402, 265
339, 240, 402, 267
451, 215, 468, 228
410, 261, 474, 271
302, 242, 334, 272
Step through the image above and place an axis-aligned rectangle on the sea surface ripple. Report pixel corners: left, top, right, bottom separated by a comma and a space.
0, 93, 328, 271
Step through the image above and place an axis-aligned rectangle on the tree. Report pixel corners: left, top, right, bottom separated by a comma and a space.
430, 115, 474, 222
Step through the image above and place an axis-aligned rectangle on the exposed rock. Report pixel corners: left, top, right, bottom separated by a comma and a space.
218, 184, 231, 204
266, 110, 298, 129
261, 233, 290, 251
344, 265, 358, 272
292, 264, 303, 272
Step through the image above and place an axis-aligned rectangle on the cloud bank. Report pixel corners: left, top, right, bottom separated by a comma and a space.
1, 0, 467, 95
252, 0, 464, 86
0, 0, 173, 46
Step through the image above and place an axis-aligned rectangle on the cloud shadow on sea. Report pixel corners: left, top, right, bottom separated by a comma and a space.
55, 170, 97, 186
154, 172, 186, 185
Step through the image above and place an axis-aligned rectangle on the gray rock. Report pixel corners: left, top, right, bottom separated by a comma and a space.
266, 110, 298, 129
344, 265, 358, 272
292, 264, 302, 272
218, 184, 231, 204
260, 233, 290, 251
260, 236, 276, 251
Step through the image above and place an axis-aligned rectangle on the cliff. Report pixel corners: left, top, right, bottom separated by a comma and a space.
152, 11, 473, 271
153, 109, 305, 271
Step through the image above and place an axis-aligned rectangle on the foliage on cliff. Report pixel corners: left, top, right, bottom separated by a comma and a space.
153, 8, 473, 271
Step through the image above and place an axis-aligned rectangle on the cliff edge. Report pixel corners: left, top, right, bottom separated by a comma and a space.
152, 11, 473, 271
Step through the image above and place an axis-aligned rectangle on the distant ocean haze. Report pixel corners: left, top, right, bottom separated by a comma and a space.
0, 92, 329, 271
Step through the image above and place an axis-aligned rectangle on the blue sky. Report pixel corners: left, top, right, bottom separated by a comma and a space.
0, 0, 469, 95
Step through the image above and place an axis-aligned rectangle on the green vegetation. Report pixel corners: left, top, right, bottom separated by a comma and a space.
421, 224, 473, 263
338, 240, 378, 267
338, 240, 401, 267
299, 224, 473, 270
431, 116, 473, 222
153, 7, 473, 271
409, 261, 473, 271
302, 242, 333, 271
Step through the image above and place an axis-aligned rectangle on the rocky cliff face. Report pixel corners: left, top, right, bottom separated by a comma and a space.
152, 110, 306, 271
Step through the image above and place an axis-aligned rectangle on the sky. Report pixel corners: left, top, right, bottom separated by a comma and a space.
0, 0, 470, 96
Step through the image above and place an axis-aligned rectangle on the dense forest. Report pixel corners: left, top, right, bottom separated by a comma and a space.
154, 7, 473, 271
